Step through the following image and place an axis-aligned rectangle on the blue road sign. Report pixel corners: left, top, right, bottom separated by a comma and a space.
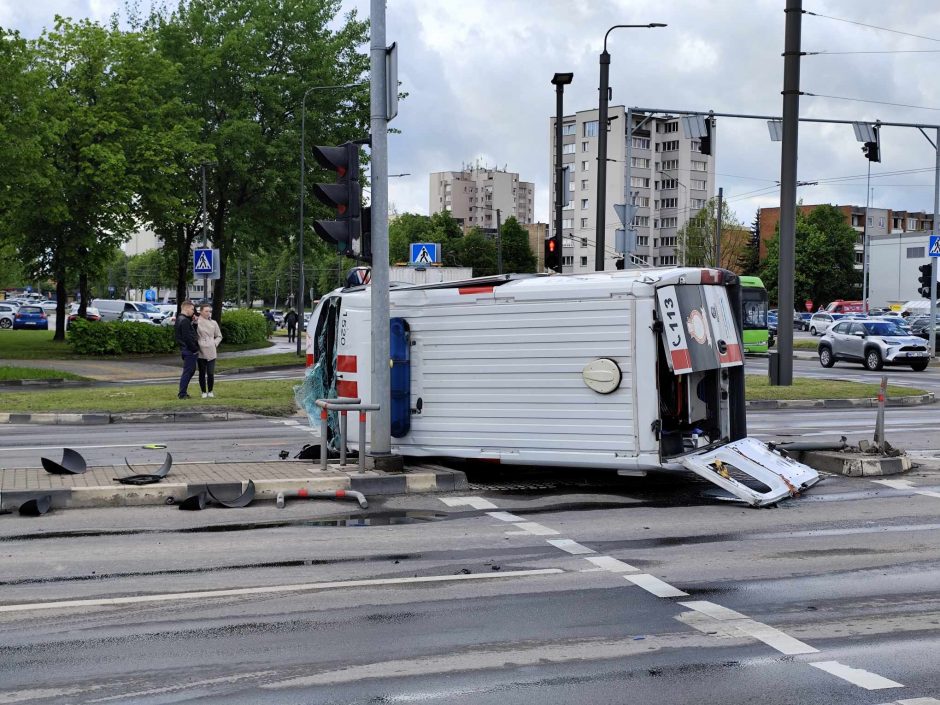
145, 288, 157, 302
108, 285, 116, 294
410, 242, 439, 266
930, 235, 940, 257
193, 248, 214, 275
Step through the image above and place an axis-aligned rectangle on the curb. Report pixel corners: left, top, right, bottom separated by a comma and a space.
0, 411, 262, 425
746, 392, 934, 410
0, 464, 468, 511
0, 379, 96, 388
795, 450, 912, 477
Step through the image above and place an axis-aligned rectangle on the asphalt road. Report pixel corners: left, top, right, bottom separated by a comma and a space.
1, 464, 940, 703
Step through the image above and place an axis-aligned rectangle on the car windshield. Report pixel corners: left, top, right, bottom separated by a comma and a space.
863, 321, 907, 336
136, 303, 158, 312
20, 307, 41, 314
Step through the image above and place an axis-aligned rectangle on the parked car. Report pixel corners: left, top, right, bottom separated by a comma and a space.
129, 301, 165, 324
37, 300, 59, 313
67, 305, 102, 323
808, 312, 843, 336
872, 315, 912, 333
767, 311, 778, 335
818, 319, 929, 371
910, 316, 940, 346
119, 311, 156, 324
793, 311, 811, 330
12, 305, 48, 330
0, 303, 16, 329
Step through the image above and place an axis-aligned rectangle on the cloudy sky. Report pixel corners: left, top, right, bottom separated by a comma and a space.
5, 0, 940, 226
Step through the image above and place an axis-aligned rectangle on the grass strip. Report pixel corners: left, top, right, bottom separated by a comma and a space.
215, 352, 304, 371
0, 379, 297, 416
745, 375, 926, 401
0, 366, 88, 381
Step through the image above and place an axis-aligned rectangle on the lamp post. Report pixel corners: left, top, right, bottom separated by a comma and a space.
298, 82, 362, 355
595, 23, 666, 272
552, 72, 573, 273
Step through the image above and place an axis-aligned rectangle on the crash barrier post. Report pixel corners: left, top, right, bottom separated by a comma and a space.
315, 397, 381, 472
874, 375, 887, 450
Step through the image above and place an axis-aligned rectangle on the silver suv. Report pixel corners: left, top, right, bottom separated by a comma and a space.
818, 319, 929, 371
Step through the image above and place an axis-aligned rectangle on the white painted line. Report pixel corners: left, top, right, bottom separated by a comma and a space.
486, 511, 524, 522
679, 600, 746, 620
505, 522, 560, 536
584, 555, 639, 573
0, 443, 148, 453
439, 496, 498, 510
896, 699, 940, 704
624, 573, 688, 598
546, 539, 596, 555
916, 490, 940, 499
873, 479, 914, 490
679, 601, 817, 655
0, 568, 564, 614
810, 661, 903, 690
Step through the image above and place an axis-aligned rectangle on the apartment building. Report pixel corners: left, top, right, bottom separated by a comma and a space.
549, 107, 715, 273
429, 165, 535, 231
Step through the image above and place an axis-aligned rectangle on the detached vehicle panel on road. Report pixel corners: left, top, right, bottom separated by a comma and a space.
307, 268, 819, 506
818, 319, 929, 371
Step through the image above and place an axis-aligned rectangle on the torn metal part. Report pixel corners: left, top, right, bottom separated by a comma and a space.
207, 480, 256, 508
276, 488, 368, 510
769, 436, 848, 453
40, 448, 87, 475
19, 495, 52, 516
114, 453, 173, 485
178, 491, 208, 511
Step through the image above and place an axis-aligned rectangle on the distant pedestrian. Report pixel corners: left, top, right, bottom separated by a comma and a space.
264, 308, 274, 324
196, 305, 223, 399
174, 300, 199, 399
284, 308, 299, 343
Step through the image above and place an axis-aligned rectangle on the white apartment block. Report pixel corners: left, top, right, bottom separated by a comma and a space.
550, 107, 715, 273
430, 166, 535, 231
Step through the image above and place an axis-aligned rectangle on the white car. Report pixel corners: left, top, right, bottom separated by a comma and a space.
39, 300, 59, 313
0, 303, 16, 329
119, 311, 156, 324
808, 312, 844, 336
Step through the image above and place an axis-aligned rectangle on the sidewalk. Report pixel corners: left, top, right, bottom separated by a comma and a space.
0, 459, 467, 511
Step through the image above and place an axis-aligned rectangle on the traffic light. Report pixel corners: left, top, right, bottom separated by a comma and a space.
862, 126, 880, 162
918, 262, 933, 299
544, 236, 561, 273
311, 142, 370, 261
699, 118, 712, 156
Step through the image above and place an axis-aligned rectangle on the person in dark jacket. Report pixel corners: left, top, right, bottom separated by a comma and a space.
174, 300, 199, 399
284, 308, 299, 343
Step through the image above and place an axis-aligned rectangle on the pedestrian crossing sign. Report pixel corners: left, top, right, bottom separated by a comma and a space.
409, 242, 440, 266
930, 235, 940, 257
193, 248, 220, 278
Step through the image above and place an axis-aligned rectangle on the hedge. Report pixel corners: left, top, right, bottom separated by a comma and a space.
220, 309, 269, 345
68, 319, 176, 355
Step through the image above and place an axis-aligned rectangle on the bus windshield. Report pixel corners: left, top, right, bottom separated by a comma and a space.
742, 289, 768, 330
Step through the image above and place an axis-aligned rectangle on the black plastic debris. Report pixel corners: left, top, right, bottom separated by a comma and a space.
207, 480, 256, 508
19, 495, 52, 516
41, 448, 87, 475
178, 491, 208, 511
114, 453, 173, 485
278, 450, 289, 459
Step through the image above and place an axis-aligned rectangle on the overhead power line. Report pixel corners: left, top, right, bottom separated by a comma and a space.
805, 11, 940, 44
804, 91, 940, 113
807, 49, 940, 55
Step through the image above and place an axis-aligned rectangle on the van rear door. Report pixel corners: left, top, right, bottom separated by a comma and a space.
656, 284, 743, 374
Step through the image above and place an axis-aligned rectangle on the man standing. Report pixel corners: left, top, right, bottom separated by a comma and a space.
175, 300, 199, 399
284, 308, 299, 343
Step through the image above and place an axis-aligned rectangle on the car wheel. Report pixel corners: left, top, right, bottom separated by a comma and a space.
819, 347, 835, 368
0, 318, 10, 329
910, 360, 929, 372
864, 349, 883, 371
810, 327, 817, 336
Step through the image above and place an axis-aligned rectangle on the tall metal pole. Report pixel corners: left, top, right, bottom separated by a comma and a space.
554, 85, 564, 270
496, 208, 503, 274
370, 0, 392, 459
931, 127, 939, 358
862, 160, 872, 310
595, 24, 666, 273
298, 92, 308, 355
775, 0, 802, 386
201, 163, 209, 304
715, 186, 724, 267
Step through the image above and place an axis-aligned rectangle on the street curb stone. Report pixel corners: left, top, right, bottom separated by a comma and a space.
745, 392, 934, 410
796, 450, 912, 477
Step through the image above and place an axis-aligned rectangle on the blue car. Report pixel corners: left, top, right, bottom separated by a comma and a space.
12, 305, 48, 330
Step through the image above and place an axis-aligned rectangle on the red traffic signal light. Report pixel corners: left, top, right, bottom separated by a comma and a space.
311, 142, 369, 262
544, 236, 562, 273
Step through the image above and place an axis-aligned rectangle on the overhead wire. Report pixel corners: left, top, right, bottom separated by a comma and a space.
804, 10, 940, 44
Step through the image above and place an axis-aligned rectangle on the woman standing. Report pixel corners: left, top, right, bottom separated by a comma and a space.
196, 306, 223, 398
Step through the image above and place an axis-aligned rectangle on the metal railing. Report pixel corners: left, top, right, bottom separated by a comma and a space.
314, 397, 381, 472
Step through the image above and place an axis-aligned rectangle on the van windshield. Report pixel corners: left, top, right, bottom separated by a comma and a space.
135, 303, 158, 312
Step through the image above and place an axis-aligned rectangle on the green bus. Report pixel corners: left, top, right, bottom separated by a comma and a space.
739, 275, 772, 354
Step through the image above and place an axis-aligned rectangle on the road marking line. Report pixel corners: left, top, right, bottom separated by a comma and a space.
624, 573, 688, 598
584, 555, 639, 573
486, 511, 524, 522
439, 496, 498, 510
873, 479, 914, 489
546, 538, 596, 555
679, 601, 818, 655
505, 522, 560, 536
810, 661, 903, 690
0, 443, 148, 453
895, 699, 940, 704
0, 568, 564, 614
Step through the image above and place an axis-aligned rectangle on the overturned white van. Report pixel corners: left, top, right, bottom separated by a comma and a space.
303, 267, 819, 506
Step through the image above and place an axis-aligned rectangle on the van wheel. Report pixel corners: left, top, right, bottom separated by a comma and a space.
864, 349, 883, 371
810, 326, 817, 336
819, 347, 834, 368
911, 360, 929, 372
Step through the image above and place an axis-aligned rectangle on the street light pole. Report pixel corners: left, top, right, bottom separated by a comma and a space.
595, 23, 666, 272
552, 72, 573, 273
298, 82, 362, 356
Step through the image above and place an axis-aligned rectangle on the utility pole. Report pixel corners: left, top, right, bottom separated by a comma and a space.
369, 0, 394, 465
246, 258, 252, 308
496, 208, 503, 274
552, 73, 572, 273
201, 163, 209, 306
774, 0, 802, 386
715, 187, 724, 267
236, 260, 241, 307
931, 127, 939, 358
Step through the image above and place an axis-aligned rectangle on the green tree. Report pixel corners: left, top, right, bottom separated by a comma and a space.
388, 210, 464, 265
677, 198, 743, 268
147, 0, 370, 322
760, 204, 860, 308
454, 228, 498, 277
499, 216, 536, 273
126, 249, 177, 292
736, 210, 762, 275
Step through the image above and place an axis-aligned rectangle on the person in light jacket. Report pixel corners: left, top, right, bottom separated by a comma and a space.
196, 305, 223, 398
